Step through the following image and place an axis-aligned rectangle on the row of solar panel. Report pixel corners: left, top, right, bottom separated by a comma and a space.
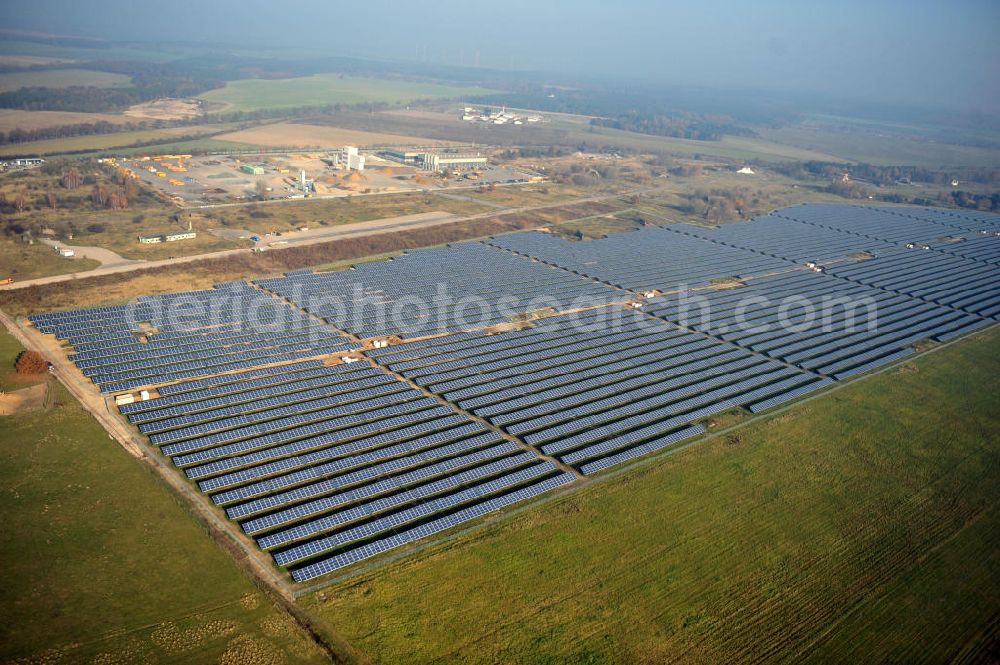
289, 473, 575, 582
646, 270, 989, 378
367, 314, 830, 472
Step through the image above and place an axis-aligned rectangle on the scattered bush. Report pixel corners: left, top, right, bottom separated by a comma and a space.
15, 350, 48, 374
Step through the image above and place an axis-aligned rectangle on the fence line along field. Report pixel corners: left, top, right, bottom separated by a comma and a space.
198, 74, 497, 113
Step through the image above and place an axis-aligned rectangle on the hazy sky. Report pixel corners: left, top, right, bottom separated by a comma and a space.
2, 0, 999, 111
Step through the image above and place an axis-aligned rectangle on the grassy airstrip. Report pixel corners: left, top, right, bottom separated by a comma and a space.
308, 328, 1000, 664
199, 74, 496, 113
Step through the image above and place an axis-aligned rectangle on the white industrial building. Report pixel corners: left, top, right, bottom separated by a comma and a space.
327, 146, 365, 171
421, 152, 488, 172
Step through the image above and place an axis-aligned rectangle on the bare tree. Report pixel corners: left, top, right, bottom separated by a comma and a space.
91, 184, 108, 208
61, 169, 82, 189
108, 188, 128, 210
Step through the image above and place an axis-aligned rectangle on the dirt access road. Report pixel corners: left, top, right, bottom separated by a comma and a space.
0, 189, 638, 291
40, 237, 140, 269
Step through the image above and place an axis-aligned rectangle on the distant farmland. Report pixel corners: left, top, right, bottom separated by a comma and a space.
0, 109, 132, 132
0, 68, 131, 92
215, 121, 459, 148
197, 74, 495, 113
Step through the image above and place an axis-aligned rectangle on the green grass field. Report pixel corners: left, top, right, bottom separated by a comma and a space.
0, 237, 100, 281
307, 328, 1000, 664
463, 184, 584, 207
205, 190, 493, 235
0, 68, 131, 92
198, 74, 495, 113
759, 123, 1000, 168
0, 127, 254, 157
0, 39, 183, 63
547, 115, 848, 163
0, 376, 331, 664
0, 325, 47, 392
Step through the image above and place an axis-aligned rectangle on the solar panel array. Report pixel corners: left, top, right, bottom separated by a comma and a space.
26, 203, 998, 581
668, 216, 895, 263
255, 242, 622, 339
29, 282, 354, 393
774, 203, 989, 244
122, 359, 572, 581
823, 251, 1000, 320
857, 204, 1000, 234
645, 270, 993, 380
486, 226, 794, 291
365, 309, 831, 472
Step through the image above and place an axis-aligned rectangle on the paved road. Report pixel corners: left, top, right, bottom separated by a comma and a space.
2, 210, 461, 290
1, 189, 639, 291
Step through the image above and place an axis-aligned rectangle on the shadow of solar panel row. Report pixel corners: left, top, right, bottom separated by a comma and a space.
773, 203, 994, 245
645, 270, 989, 377
366, 312, 826, 474
228, 434, 513, 521
855, 204, 1000, 234
153, 360, 327, 397
132, 370, 394, 431
167, 395, 439, 462
254, 451, 541, 548
30, 284, 356, 392
486, 226, 794, 292
272, 461, 561, 569
577, 424, 707, 475
255, 242, 623, 339
73, 328, 337, 377
821, 251, 1000, 319
289, 473, 575, 582
68, 320, 333, 364
365, 307, 618, 367
924, 235, 1000, 265
147, 380, 411, 444
123, 364, 377, 420
771, 205, 1000, 266
92, 341, 353, 394
127, 360, 579, 580
665, 216, 895, 264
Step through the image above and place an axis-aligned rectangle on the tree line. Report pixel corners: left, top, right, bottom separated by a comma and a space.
769, 160, 1000, 187
0, 120, 153, 145
590, 111, 756, 141
0, 60, 225, 113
